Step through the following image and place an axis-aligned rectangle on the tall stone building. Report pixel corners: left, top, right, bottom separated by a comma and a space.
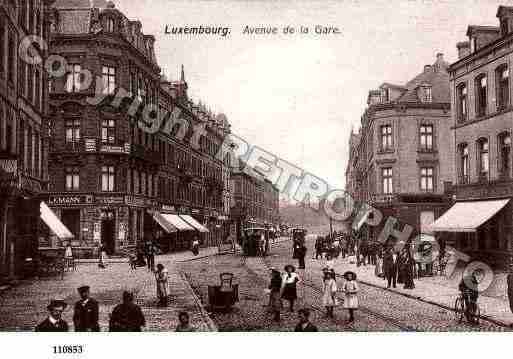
0, 0, 54, 281
346, 54, 454, 242
46, 0, 231, 256
430, 6, 513, 270
230, 160, 280, 240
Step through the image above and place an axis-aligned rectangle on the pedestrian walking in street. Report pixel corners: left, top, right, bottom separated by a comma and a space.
322, 271, 338, 318
296, 244, 307, 270
109, 291, 146, 332
397, 249, 407, 285
155, 263, 169, 307
383, 249, 397, 288
282, 264, 299, 312
144, 237, 157, 272
73, 286, 100, 332
343, 271, 359, 323
98, 244, 107, 269
35, 300, 69, 332
314, 236, 323, 259
269, 268, 283, 321
64, 242, 74, 271
294, 308, 318, 332
191, 235, 200, 256
403, 249, 416, 290
374, 249, 384, 278
175, 311, 196, 332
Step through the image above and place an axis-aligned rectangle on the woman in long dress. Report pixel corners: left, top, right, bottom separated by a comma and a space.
343, 271, 359, 323
268, 269, 283, 321
322, 271, 338, 318
281, 264, 299, 312
155, 263, 169, 307
375, 249, 384, 278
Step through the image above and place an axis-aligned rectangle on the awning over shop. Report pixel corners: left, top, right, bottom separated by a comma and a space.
179, 215, 209, 233
151, 211, 177, 233
428, 199, 510, 233
161, 214, 195, 231
40, 202, 74, 239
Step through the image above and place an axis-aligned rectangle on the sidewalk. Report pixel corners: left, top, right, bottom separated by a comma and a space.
0, 247, 219, 331
325, 256, 513, 327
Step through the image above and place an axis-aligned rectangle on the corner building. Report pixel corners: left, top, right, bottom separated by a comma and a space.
431, 6, 513, 270
46, 0, 231, 256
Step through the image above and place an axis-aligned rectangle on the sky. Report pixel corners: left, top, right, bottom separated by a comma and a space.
113, 0, 512, 192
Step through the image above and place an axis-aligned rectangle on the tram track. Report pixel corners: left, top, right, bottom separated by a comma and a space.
242, 255, 416, 331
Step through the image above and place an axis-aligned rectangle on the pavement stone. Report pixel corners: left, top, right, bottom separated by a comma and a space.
0, 247, 219, 332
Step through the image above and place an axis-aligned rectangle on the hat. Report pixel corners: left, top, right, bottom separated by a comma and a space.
343, 271, 357, 280
47, 300, 67, 311
77, 286, 90, 293
322, 266, 329, 272
284, 264, 296, 272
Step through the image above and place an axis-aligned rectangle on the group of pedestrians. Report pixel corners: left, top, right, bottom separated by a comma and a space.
35, 286, 195, 332
321, 268, 359, 323
268, 264, 300, 322
382, 247, 416, 290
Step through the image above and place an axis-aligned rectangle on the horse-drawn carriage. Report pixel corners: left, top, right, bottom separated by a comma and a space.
241, 227, 271, 256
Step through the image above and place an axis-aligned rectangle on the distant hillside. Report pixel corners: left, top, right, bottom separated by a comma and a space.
279, 204, 348, 235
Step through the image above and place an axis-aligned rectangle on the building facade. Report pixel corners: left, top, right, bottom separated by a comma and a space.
433, 6, 513, 270
0, 0, 54, 281
346, 54, 454, 242
46, 0, 231, 256
230, 161, 280, 240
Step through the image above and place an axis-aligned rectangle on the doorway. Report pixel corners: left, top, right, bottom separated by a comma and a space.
101, 210, 116, 254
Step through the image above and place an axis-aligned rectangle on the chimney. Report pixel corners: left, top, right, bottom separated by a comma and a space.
436, 53, 444, 62
424, 64, 432, 73
457, 41, 470, 59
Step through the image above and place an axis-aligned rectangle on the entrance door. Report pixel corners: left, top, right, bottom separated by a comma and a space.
101, 210, 116, 255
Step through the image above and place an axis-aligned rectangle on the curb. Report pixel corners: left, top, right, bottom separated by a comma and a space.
178, 271, 218, 332
357, 278, 512, 329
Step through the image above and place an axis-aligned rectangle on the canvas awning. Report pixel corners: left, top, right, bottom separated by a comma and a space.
179, 215, 209, 233
40, 202, 74, 239
151, 211, 177, 233
428, 199, 510, 233
161, 214, 195, 231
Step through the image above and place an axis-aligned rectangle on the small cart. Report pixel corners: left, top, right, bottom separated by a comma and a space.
207, 273, 239, 312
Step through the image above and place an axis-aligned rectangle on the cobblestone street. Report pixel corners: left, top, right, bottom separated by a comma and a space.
0, 249, 217, 332
180, 238, 512, 331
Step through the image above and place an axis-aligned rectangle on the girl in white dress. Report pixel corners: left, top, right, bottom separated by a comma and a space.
321, 271, 338, 318
343, 271, 359, 323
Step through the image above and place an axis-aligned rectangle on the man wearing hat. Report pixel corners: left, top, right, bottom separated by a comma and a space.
73, 286, 100, 332
35, 300, 69, 332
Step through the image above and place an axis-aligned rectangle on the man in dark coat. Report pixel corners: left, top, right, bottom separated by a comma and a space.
383, 250, 398, 288
109, 291, 145, 332
296, 244, 307, 269
314, 236, 323, 259
73, 286, 100, 332
144, 237, 157, 272
35, 300, 69, 332
294, 308, 318, 332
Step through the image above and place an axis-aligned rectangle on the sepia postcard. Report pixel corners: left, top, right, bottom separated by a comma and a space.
2, 2, 513, 353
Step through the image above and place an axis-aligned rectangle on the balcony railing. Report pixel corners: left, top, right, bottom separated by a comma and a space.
370, 193, 398, 203
130, 143, 161, 164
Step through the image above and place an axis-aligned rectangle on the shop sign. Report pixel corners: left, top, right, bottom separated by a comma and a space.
84, 138, 97, 152
93, 222, 101, 241
100, 145, 128, 154
48, 195, 93, 206
161, 205, 176, 213
96, 195, 124, 205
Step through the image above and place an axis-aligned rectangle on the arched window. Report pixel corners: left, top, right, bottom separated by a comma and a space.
498, 132, 511, 179
457, 83, 468, 122
475, 74, 488, 117
459, 143, 469, 184
106, 18, 115, 32
477, 137, 489, 180
496, 65, 509, 110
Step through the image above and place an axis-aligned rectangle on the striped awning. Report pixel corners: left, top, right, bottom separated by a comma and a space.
151, 211, 177, 233
161, 214, 195, 231
40, 202, 74, 239
180, 215, 209, 233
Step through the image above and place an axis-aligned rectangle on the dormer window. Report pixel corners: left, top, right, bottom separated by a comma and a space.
419, 84, 432, 103
380, 88, 390, 103
106, 18, 115, 33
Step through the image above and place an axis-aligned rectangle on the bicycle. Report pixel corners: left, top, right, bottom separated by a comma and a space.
454, 293, 480, 324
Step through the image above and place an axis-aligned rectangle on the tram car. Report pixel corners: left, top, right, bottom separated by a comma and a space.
241, 227, 271, 256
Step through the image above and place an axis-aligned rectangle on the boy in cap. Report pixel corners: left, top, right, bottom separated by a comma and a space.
73, 286, 100, 331
35, 300, 69, 332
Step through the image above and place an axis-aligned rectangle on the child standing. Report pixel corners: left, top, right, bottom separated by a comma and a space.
343, 271, 359, 323
322, 271, 338, 318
